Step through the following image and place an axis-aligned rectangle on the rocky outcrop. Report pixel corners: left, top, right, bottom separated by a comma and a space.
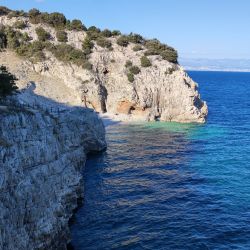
0, 15, 208, 123
0, 92, 106, 249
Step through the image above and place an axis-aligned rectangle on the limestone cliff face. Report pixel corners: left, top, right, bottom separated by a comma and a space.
0, 96, 106, 249
0, 15, 208, 123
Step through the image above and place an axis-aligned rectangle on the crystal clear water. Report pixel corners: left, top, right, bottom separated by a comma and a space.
70, 71, 250, 250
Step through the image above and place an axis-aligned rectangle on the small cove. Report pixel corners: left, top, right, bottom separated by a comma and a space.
70, 71, 250, 249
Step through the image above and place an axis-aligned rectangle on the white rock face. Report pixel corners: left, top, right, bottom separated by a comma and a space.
0, 93, 106, 249
0, 15, 208, 123
0, 12, 208, 249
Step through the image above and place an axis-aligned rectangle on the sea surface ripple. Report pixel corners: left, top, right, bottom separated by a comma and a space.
70, 71, 250, 250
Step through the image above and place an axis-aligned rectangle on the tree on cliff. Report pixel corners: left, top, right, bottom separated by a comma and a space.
0, 65, 18, 97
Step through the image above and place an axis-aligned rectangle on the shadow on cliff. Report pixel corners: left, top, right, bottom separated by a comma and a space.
10, 81, 121, 127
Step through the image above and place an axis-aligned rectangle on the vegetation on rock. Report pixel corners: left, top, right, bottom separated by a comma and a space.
129, 65, 140, 75
0, 28, 7, 49
117, 35, 129, 47
144, 39, 178, 63
96, 37, 112, 48
111, 30, 121, 36
127, 72, 134, 83
101, 29, 112, 37
125, 60, 133, 68
0, 65, 18, 97
13, 20, 27, 29
82, 37, 94, 55
140, 56, 152, 67
0, 6, 179, 75
36, 27, 50, 42
67, 19, 87, 31
133, 45, 143, 51
0, 6, 11, 16
56, 30, 68, 42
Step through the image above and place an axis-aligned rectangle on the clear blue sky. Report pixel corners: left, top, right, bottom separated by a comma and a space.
1, 0, 250, 59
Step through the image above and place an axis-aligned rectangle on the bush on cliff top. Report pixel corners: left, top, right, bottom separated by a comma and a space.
0, 6, 11, 16
67, 19, 87, 31
117, 35, 129, 47
0, 65, 18, 97
101, 29, 112, 38
96, 37, 112, 48
144, 39, 178, 63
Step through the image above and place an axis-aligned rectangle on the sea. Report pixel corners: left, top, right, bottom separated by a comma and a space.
70, 71, 250, 250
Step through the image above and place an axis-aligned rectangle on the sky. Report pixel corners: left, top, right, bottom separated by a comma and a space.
1, 0, 250, 60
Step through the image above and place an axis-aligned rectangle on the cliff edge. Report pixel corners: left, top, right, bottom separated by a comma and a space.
0, 7, 208, 123
0, 91, 106, 249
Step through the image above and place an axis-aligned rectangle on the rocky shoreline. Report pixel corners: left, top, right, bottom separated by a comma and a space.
0, 93, 106, 250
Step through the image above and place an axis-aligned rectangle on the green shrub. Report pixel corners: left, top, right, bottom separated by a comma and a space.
82, 37, 94, 54
13, 20, 27, 30
140, 56, 151, 67
0, 29, 7, 49
88, 26, 101, 32
129, 65, 140, 75
28, 8, 41, 24
133, 45, 143, 51
160, 49, 178, 63
112, 30, 121, 36
41, 12, 66, 29
21, 32, 31, 43
110, 59, 115, 63
96, 37, 112, 48
16, 41, 46, 61
117, 35, 129, 47
86, 26, 101, 40
0, 65, 18, 97
36, 27, 50, 42
144, 39, 178, 63
165, 67, 175, 75
125, 60, 132, 68
68, 19, 87, 31
7, 10, 27, 18
0, 27, 30, 50
127, 72, 134, 83
56, 30, 68, 42
47, 43, 92, 69
0, 6, 11, 16
4, 28, 20, 49
101, 29, 112, 37
128, 33, 144, 44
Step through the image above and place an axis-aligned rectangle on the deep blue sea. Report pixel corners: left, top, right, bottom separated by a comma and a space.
70, 71, 250, 250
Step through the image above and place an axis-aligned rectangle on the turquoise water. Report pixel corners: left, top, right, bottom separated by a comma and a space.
70, 71, 250, 249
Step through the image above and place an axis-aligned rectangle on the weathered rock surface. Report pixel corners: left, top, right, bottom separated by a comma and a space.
0, 15, 208, 123
0, 92, 106, 249
0, 11, 208, 250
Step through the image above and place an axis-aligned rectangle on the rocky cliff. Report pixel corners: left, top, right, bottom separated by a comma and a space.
0, 7, 208, 250
0, 10, 208, 123
0, 92, 106, 249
